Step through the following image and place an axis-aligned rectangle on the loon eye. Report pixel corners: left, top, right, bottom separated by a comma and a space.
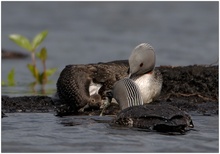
140, 63, 143, 67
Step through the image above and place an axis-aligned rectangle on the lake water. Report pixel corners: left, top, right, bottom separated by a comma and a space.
1, 113, 219, 153
1, 2, 219, 153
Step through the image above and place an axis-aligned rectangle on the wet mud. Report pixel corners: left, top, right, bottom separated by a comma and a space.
2, 65, 218, 117
2, 95, 54, 113
157, 65, 218, 115
2, 49, 28, 59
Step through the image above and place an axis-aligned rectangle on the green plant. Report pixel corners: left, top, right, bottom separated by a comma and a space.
9, 30, 57, 85
2, 68, 16, 86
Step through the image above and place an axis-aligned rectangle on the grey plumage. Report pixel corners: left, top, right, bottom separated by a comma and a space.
56, 60, 129, 113
128, 43, 155, 78
113, 78, 143, 110
128, 43, 163, 104
56, 43, 163, 114
111, 43, 162, 109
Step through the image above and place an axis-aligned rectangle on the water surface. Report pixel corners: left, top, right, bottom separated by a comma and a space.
1, 113, 218, 152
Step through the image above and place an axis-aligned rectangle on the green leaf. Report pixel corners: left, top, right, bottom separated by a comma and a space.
7, 68, 16, 86
27, 64, 39, 80
9, 34, 32, 52
46, 68, 57, 77
32, 30, 48, 50
37, 47, 47, 61
39, 72, 47, 84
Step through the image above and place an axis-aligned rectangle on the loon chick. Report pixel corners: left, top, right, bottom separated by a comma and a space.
129, 43, 163, 104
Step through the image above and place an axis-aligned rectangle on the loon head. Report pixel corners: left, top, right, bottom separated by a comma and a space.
128, 43, 155, 79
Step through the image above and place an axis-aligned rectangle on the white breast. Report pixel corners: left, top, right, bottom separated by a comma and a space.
89, 81, 102, 96
134, 73, 161, 104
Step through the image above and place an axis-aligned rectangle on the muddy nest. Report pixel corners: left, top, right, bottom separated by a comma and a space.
156, 65, 218, 115
2, 65, 218, 116
2, 95, 54, 113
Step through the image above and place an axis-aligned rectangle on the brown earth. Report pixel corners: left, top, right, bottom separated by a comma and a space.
2, 65, 218, 117
2, 49, 28, 59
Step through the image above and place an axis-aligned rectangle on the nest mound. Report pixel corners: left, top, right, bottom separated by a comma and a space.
2, 65, 218, 116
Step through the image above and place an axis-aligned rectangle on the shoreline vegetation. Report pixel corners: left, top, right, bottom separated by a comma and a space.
2, 64, 218, 116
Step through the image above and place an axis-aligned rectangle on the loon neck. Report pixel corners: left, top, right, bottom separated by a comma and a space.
145, 70, 153, 75
129, 69, 154, 79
